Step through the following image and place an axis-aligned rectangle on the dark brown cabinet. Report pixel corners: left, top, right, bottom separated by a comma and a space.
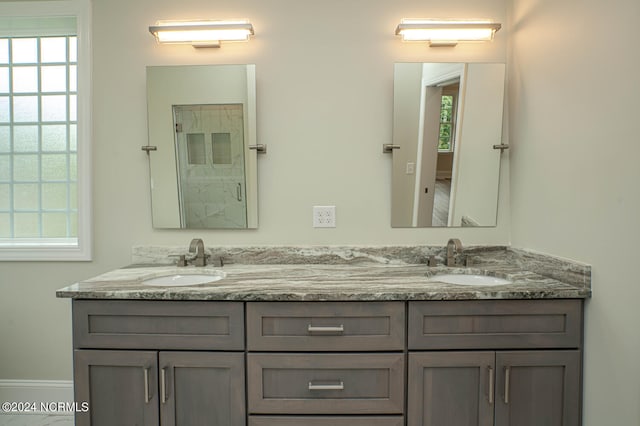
408, 300, 583, 426
72, 300, 246, 426
246, 301, 406, 424
74, 350, 159, 426
408, 352, 495, 426
247, 353, 405, 415
494, 351, 581, 426
69, 298, 583, 426
408, 351, 581, 426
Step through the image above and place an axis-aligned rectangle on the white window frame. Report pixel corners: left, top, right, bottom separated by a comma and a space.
0, 0, 92, 261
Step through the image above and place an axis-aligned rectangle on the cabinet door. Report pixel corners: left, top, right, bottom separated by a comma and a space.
159, 352, 245, 426
495, 351, 581, 426
408, 352, 495, 426
74, 350, 159, 426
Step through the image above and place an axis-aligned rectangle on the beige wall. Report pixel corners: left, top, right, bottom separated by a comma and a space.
4, 1, 637, 423
508, 0, 640, 424
0, 0, 509, 380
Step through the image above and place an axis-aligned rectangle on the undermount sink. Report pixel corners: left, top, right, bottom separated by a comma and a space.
427, 273, 512, 287
142, 271, 226, 287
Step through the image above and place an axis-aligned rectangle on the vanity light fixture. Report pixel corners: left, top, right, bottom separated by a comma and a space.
149, 19, 254, 48
395, 19, 501, 47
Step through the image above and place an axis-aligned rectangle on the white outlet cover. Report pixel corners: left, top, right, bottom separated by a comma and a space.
313, 205, 336, 228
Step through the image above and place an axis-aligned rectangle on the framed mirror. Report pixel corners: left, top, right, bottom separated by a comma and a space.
146, 64, 258, 229
391, 62, 505, 228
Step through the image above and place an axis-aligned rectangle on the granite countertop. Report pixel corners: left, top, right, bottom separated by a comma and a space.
56, 246, 592, 301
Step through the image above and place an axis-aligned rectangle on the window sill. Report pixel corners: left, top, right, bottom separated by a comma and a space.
0, 238, 91, 261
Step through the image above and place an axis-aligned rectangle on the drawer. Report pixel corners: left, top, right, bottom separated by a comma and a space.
73, 300, 244, 350
409, 299, 582, 350
247, 353, 405, 414
249, 416, 404, 426
246, 302, 405, 351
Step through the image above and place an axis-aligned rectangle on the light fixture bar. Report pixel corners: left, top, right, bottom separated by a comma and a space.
395, 20, 501, 46
149, 20, 254, 48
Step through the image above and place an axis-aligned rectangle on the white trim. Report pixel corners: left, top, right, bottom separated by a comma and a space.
0, 380, 74, 415
0, 0, 92, 261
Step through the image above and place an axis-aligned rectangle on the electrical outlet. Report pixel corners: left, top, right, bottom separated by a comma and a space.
313, 206, 336, 228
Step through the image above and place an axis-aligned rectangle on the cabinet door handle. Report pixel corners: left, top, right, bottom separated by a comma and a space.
143, 368, 150, 404
160, 368, 167, 404
307, 324, 344, 334
504, 366, 511, 404
237, 183, 242, 202
308, 381, 344, 391
488, 366, 494, 404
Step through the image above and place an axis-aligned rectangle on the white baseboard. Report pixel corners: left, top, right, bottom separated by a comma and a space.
0, 380, 74, 416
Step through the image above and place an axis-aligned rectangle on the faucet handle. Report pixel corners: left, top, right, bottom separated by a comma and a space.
169, 254, 188, 267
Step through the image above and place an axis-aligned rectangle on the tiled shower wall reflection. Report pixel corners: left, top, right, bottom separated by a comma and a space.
174, 104, 247, 229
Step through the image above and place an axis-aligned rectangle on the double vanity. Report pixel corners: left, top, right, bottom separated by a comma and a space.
57, 245, 591, 426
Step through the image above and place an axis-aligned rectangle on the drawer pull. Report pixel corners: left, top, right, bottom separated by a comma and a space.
488, 366, 494, 404
504, 366, 511, 404
307, 324, 345, 334
160, 368, 167, 404
308, 381, 345, 391
143, 368, 150, 403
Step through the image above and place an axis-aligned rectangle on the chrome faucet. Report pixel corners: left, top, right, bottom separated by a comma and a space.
188, 238, 209, 267
446, 238, 463, 267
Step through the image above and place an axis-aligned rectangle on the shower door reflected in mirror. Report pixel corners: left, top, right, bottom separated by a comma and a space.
174, 104, 247, 228
146, 64, 258, 229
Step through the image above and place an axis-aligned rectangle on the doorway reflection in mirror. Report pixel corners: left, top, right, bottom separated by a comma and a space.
391, 63, 505, 228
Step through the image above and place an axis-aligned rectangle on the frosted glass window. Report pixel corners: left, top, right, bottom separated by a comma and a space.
212, 133, 232, 164
0, 28, 82, 247
41, 66, 67, 92
0, 127, 9, 152
12, 66, 38, 93
40, 37, 66, 63
14, 125, 39, 152
42, 95, 67, 121
70, 124, 77, 150
0, 39, 8, 64
69, 37, 77, 62
69, 211, 77, 235
0, 67, 8, 93
13, 96, 38, 122
0, 214, 10, 237
14, 212, 39, 237
0, 155, 9, 180
0, 96, 9, 122
11, 38, 37, 64
187, 133, 206, 165
69, 94, 76, 120
43, 183, 67, 209
69, 153, 76, 177
42, 125, 67, 151
14, 183, 39, 209
69, 65, 77, 91
13, 154, 39, 180
0, 183, 9, 209
42, 212, 68, 237
69, 182, 77, 208
42, 154, 67, 180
